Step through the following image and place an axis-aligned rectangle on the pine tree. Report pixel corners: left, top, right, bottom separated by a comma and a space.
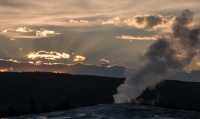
41, 103, 51, 113
30, 99, 37, 114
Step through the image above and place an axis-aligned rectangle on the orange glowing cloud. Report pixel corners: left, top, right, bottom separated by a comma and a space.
73, 55, 86, 62
70, 19, 89, 23
102, 17, 120, 25
0, 58, 20, 63
0, 68, 8, 72
1, 29, 7, 33
116, 35, 158, 40
0, 27, 60, 39
197, 62, 200, 66
28, 60, 65, 65
100, 59, 110, 63
28, 61, 34, 64
0, 68, 13, 72
16, 27, 34, 32
27, 51, 70, 60
53, 71, 65, 74
36, 28, 60, 36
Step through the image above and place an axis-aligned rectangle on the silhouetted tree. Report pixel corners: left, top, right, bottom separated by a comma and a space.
55, 102, 62, 111
40, 103, 51, 113
30, 99, 37, 114
55, 100, 71, 111
5, 106, 16, 117
0, 109, 5, 118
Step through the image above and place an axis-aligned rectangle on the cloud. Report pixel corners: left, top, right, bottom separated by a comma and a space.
1, 28, 16, 33
16, 27, 34, 32
124, 15, 167, 30
0, 27, 60, 38
0, 1, 199, 29
102, 17, 120, 25
116, 35, 158, 40
10, 38, 15, 40
0, 58, 20, 63
96, 18, 102, 21
73, 55, 86, 62
70, 19, 89, 23
28, 61, 34, 64
0, 68, 8, 72
36, 28, 59, 36
35, 61, 43, 65
197, 62, 200, 66
0, 60, 126, 77
100, 59, 110, 63
1, 29, 7, 33
0, 0, 35, 8
28, 61, 65, 65
0, 68, 13, 72
1, 27, 34, 33
166, 70, 200, 82
27, 51, 70, 60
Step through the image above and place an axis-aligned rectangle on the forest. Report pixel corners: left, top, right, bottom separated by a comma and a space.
0, 72, 124, 117
1, 72, 200, 117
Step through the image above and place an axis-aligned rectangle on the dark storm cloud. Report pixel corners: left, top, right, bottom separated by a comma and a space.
145, 16, 167, 29
114, 9, 200, 103
125, 15, 167, 30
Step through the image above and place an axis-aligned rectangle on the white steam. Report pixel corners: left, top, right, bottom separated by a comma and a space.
114, 9, 200, 103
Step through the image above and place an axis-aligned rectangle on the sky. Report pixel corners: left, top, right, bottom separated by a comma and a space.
0, 0, 200, 77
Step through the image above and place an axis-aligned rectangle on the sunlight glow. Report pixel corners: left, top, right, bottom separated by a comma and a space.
0, 27, 60, 39
0, 68, 13, 72
53, 71, 65, 74
102, 17, 120, 25
16, 27, 33, 32
36, 29, 58, 36
197, 62, 200, 66
73, 55, 86, 62
28, 51, 70, 60
100, 59, 110, 63
1, 29, 7, 33
0, 59, 20, 63
70, 19, 89, 23
116, 35, 158, 40
0, 68, 8, 72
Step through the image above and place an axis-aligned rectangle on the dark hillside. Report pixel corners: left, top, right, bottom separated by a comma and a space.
0, 72, 124, 111
2, 72, 200, 117
137, 80, 200, 110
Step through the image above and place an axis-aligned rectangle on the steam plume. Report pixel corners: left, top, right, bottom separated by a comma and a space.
113, 9, 200, 103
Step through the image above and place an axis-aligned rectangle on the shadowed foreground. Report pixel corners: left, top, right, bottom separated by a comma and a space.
7, 104, 200, 119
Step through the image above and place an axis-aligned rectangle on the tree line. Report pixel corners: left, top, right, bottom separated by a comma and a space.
0, 99, 73, 118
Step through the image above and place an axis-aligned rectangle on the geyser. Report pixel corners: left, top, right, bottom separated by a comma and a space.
114, 9, 200, 103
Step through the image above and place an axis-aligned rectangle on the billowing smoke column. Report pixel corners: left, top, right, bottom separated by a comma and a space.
113, 9, 200, 103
